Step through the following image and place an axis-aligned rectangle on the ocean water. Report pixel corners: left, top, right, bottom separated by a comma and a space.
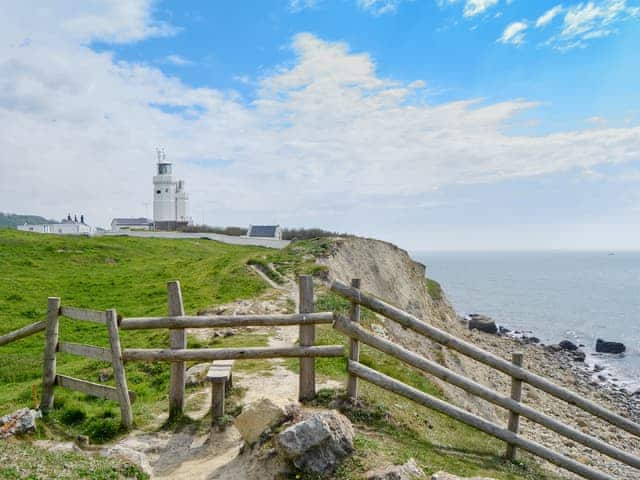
413, 251, 640, 391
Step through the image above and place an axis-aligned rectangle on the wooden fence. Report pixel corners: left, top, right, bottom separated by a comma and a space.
330, 279, 640, 480
0, 275, 341, 426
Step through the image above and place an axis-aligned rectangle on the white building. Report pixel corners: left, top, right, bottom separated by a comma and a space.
110, 218, 154, 232
247, 225, 282, 240
153, 149, 190, 231
17, 215, 95, 235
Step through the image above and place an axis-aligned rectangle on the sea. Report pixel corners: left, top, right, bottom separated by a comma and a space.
413, 251, 640, 392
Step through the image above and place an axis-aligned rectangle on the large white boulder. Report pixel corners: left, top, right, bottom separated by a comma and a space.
276, 410, 354, 475
234, 398, 287, 444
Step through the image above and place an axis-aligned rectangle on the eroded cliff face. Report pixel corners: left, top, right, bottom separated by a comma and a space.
318, 237, 499, 421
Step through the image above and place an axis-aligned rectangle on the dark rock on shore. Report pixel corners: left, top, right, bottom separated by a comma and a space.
559, 340, 578, 351
596, 339, 626, 354
467, 314, 498, 334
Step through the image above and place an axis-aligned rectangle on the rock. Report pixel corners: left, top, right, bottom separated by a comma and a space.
34, 440, 81, 453
98, 368, 113, 383
100, 445, 153, 477
596, 339, 626, 354
366, 458, 425, 479
497, 326, 511, 335
276, 410, 354, 475
431, 472, 497, 480
546, 344, 562, 353
572, 351, 586, 362
467, 314, 498, 335
0, 408, 40, 438
234, 398, 287, 444
185, 363, 210, 386
559, 340, 578, 351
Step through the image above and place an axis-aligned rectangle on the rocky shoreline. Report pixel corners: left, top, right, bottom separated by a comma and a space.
461, 312, 640, 421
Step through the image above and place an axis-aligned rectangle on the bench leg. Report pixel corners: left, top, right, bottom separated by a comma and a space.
211, 381, 225, 427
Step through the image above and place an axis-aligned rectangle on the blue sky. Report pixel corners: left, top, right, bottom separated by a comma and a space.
1, 1, 640, 250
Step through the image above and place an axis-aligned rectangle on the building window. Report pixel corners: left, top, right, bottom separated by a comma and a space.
165, 188, 169, 192
156, 190, 161, 194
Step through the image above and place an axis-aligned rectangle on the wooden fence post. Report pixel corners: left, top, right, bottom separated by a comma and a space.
41, 297, 60, 411
106, 309, 134, 429
347, 278, 361, 401
506, 352, 524, 460
298, 275, 315, 401
168, 280, 186, 418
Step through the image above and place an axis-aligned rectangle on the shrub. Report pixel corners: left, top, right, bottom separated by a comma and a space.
82, 417, 121, 443
60, 407, 87, 425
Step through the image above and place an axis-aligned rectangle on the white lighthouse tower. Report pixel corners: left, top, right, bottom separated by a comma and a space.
153, 148, 190, 230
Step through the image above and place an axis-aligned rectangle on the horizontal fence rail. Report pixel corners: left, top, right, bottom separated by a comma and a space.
0, 320, 46, 347
57, 341, 113, 362
120, 312, 335, 330
122, 345, 344, 362
349, 361, 614, 480
330, 280, 640, 438
60, 306, 108, 324
334, 314, 640, 470
55, 375, 136, 403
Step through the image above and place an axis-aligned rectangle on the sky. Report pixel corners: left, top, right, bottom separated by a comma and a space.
1, 0, 639, 251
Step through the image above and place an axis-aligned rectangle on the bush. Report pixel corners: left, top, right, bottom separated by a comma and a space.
60, 407, 87, 425
282, 228, 349, 241
426, 278, 442, 301
83, 417, 121, 443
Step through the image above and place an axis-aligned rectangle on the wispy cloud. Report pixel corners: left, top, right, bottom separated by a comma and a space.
289, 0, 319, 12
545, 0, 640, 50
438, 0, 501, 18
498, 21, 528, 45
357, 0, 406, 15
162, 54, 193, 66
536, 4, 564, 28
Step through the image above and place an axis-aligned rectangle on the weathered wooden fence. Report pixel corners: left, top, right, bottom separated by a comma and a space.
0, 275, 341, 427
331, 279, 640, 480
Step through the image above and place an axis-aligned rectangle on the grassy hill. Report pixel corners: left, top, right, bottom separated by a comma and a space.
0, 230, 271, 436
0, 212, 56, 228
0, 230, 560, 480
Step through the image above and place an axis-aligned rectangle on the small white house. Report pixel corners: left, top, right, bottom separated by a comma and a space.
18, 216, 95, 235
247, 225, 282, 240
111, 218, 154, 232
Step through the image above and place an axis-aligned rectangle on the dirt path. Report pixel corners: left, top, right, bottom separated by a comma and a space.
109, 270, 341, 479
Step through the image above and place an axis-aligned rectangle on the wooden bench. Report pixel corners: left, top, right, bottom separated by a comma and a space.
207, 359, 234, 426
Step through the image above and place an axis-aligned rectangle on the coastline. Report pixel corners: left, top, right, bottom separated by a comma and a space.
459, 312, 640, 418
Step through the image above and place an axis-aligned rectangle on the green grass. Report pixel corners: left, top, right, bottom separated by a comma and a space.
426, 278, 443, 301
0, 439, 148, 479
0, 230, 272, 440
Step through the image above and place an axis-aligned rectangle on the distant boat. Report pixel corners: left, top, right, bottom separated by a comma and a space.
608, 252, 616, 256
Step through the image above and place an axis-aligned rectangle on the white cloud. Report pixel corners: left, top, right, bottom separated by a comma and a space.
463, 0, 500, 17
586, 115, 607, 125
163, 54, 193, 66
438, 0, 501, 17
357, 0, 405, 15
548, 0, 640, 50
536, 4, 565, 28
498, 21, 528, 45
2, 3, 640, 229
289, 0, 319, 12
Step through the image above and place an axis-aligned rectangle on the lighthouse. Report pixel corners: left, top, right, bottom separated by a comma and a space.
153, 148, 190, 230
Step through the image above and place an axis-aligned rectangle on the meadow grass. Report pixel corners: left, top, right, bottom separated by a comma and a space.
0, 230, 270, 440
